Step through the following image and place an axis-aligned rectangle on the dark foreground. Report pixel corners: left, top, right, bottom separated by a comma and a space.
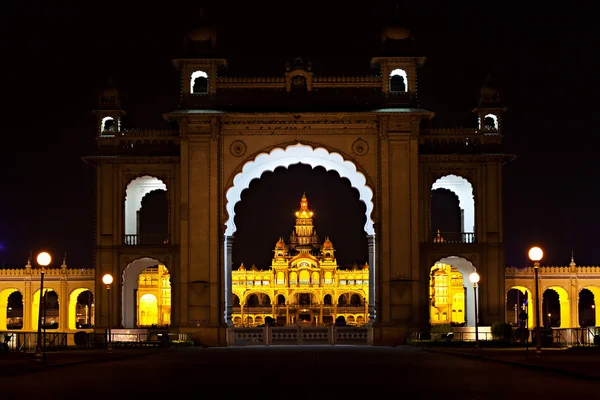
1, 346, 599, 398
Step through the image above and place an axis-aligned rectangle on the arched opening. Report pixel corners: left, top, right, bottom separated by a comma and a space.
430, 188, 461, 242
429, 264, 465, 326
122, 258, 171, 328
506, 286, 533, 328
101, 116, 115, 133
431, 257, 478, 327
481, 114, 498, 130
139, 189, 169, 240
232, 294, 240, 307
69, 288, 94, 330
323, 294, 332, 305
246, 294, 259, 307
31, 288, 59, 330
137, 265, 171, 327
191, 70, 208, 94
124, 176, 168, 245
579, 286, 599, 327
389, 68, 408, 92
224, 143, 376, 327
277, 294, 285, 305
543, 286, 569, 328
431, 175, 475, 243
0, 289, 23, 330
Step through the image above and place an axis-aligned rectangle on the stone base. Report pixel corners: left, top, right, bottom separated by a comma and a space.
372, 325, 419, 346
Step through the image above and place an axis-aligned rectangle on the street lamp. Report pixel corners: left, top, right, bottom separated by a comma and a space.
469, 272, 480, 347
35, 252, 51, 362
528, 246, 543, 355
102, 274, 114, 352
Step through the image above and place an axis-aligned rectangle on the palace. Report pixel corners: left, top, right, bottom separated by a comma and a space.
232, 194, 369, 327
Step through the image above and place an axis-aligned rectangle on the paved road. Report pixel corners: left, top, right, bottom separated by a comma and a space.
2, 346, 598, 398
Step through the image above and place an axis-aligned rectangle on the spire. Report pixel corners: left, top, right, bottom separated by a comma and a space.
62, 252, 67, 268
570, 250, 576, 268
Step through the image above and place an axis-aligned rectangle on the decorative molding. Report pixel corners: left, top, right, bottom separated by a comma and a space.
352, 139, 369, 156
229, 140, 247, 157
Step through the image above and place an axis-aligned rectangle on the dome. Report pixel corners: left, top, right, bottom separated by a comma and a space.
238, 263, 245, 271
363, 263, 369, 270
323, 237, 334, 248
381, 25, 411, 41
187, 26, 216, 43
275, 237, 286, 248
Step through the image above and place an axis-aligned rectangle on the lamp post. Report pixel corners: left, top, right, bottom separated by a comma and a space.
469, 272, 480, 347
102, 274, 114, 352
528, 246, 543, 355
35, 252, 51, 362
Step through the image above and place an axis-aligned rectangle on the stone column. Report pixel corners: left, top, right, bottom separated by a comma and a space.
23, 281, 32, 331
224, 235, 234, 326
59, 279, 68, 331
367, 234, 376, 325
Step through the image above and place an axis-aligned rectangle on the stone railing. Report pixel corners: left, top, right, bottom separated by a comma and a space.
99, 129, 179, 138
505, 265, 600, 276
421, 127, 499, 136
0, 267, 94, 277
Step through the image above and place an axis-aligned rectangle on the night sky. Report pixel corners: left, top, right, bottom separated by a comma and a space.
0, 2, 594, 270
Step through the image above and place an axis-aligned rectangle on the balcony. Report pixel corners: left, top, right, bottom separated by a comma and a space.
124, 234, 170, 246
431, 232, 475, 244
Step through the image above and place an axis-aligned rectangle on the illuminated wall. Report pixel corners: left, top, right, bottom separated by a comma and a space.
136, 264, 171, 327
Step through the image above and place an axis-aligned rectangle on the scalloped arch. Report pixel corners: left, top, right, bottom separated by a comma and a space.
225, 143, 374, 236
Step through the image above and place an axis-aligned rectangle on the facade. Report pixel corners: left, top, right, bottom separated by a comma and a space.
231, 194, 369, 327
83, 15, 513, 346
505, 257, 600, 329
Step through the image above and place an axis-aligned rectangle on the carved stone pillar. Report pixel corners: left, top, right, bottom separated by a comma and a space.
367, 234, 376, 325
224, 235, 234, 326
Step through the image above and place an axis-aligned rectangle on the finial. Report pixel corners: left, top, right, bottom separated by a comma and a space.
62, 252, 67, 266
28, 250, 32, 264
570, 250, 576, 267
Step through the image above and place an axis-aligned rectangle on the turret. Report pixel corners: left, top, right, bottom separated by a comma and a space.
472, 74, 506, 133
293, 193, 316, 252
92, 77, 126, 137
173, 8, 227, 108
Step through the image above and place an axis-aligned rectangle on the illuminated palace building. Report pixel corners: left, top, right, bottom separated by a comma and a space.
232, 194, 369, 327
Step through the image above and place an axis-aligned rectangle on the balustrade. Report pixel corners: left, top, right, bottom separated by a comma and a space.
124, 234, 170, 246
431, 232, 475, 244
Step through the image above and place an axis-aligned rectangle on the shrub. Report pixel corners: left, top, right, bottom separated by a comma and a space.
491, 322, 513, 341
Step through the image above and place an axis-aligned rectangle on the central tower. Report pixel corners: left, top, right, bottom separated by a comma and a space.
289, 193, 319, 254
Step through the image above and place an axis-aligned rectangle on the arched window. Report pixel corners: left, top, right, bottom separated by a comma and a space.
389, 68, 408, 92
191, 70, 208, 94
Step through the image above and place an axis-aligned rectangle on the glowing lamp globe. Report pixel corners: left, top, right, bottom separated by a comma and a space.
102, 274, 114, 285
469, 272, 480, 284
528, 247, 543, 262
36, 252, 51, 267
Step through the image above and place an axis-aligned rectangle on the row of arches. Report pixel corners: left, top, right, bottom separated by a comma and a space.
233, 292, 365, 307
506, 286, 599, 328
123, 172, 476, 246
0, 288, 94, 331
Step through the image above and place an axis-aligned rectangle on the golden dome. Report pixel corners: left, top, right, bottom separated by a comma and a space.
363, 263, 369, 270
323, 237, 334, 248
238, 263, 245, 271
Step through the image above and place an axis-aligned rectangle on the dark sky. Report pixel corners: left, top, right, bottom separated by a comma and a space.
0, 2, 595, 270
